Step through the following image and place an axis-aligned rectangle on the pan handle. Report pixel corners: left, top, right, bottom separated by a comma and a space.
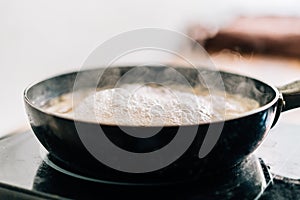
271, 80, 300, 128
278, 80, 300, 112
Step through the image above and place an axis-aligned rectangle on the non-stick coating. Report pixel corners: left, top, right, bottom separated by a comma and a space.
24, 66, 279, 184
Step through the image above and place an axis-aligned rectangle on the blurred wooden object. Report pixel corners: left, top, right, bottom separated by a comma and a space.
189, 16, 300, 57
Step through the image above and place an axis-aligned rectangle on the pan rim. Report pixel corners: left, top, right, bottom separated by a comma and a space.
24, 66, 280, 127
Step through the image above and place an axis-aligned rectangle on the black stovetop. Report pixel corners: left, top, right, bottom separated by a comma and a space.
0, 131, 300, 200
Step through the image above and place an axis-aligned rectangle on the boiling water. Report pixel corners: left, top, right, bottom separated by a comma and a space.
43, 84, 259, 126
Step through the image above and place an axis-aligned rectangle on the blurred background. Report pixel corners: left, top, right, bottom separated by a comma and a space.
1, 0, 300, 178
1, 0, 300, 134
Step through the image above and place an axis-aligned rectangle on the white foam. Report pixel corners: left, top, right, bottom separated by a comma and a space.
75, 84, 213, 126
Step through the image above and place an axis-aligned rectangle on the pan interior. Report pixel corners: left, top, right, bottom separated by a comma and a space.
25, 66, 277, 123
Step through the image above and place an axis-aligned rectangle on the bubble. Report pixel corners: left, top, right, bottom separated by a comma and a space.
75, 84, 215, 126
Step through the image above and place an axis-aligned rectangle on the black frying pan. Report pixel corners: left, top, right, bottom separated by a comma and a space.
24, 66, 300, 184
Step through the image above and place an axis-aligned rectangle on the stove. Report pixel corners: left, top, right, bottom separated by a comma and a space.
0, 130, 299, 200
